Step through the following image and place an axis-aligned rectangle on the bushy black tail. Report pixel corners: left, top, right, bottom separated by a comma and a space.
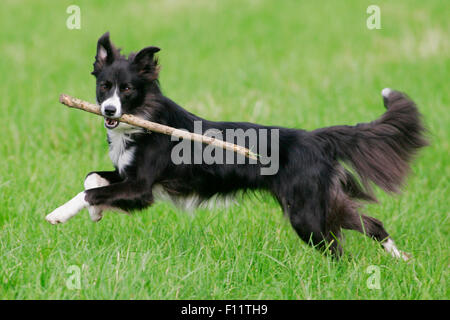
314, 89, 428, 199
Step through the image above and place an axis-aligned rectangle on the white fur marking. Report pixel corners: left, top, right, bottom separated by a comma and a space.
45, 192, 88, 224
84, 173, 109, 190
101, 88, 121, 118
107, 130, 138, 174
381, 88, 392, 98
117, 147, 135, 174
84, 173, 110, 222
382, 238, 409, 261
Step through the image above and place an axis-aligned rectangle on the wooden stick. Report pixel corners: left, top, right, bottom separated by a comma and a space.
59, 94, 259, 160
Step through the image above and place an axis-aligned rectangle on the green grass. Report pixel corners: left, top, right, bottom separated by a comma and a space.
0, 0, 448, 299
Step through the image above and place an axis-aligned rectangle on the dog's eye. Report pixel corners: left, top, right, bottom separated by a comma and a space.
121, 86, 131, 93
100, 83, 111, 91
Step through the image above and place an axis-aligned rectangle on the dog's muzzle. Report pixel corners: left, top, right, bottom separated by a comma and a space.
101, 105, 121, 129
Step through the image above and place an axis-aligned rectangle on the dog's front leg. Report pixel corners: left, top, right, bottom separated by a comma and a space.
83, 171, 122, 222
45, 171, 122, 225
84, 179, 154, 212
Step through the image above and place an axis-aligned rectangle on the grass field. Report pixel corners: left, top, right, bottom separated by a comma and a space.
0, 0, 448, 299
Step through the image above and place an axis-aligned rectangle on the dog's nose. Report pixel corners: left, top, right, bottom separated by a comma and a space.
103, 105, 117, 117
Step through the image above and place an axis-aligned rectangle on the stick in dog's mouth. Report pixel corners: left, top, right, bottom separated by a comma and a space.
104, 117, 119, 129
60, 94, 259, 160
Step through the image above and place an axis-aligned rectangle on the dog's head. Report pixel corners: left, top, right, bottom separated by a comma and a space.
92, 32, 160, 129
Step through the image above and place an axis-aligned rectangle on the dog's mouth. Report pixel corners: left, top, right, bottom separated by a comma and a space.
104, 117, 119, 129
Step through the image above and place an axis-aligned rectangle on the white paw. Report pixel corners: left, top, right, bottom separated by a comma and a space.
45, 192, 88, 225
45, 208, 70, 225
400, 251, 412, 262
88, 206, 103, 222
383, 238, 411, 262
84, 174, 109, 222
389, 247, 411, 261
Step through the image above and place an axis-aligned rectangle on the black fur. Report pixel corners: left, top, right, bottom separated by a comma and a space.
86, 33, 428, 258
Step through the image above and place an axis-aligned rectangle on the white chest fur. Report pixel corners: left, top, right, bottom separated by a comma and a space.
107, 130, 136, 174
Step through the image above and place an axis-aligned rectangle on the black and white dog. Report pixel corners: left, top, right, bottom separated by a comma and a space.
46, 32, 427, 260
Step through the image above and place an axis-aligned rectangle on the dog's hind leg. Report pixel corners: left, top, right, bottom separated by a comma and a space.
288, 204, 344, 258
341, 210, 410, 261
276, 170, 344, 258
327, 171, 410, 261
285, 195, 341, 257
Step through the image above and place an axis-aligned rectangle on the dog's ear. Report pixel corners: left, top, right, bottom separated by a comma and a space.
132, 46, 161, 80
92, 32, 119, 76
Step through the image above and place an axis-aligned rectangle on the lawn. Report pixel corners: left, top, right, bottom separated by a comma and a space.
0, 0, 448, 299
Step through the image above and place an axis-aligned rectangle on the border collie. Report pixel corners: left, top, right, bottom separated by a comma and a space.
46, 32, 427, 260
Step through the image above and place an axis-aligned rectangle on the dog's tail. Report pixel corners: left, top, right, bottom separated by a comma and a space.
313, 88, 428, 200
